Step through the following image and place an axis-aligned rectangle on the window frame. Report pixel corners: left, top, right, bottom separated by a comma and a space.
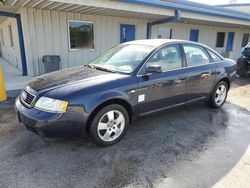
216, 32, 226, 48
67, 20, 95, 51
8, 24, 14, 47
182, 43, 211, 67
137, 43, 184, 76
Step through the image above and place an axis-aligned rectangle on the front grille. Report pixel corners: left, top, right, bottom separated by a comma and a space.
21, 90, 36, 108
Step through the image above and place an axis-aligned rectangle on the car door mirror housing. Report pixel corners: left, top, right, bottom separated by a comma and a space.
145, 65, 162, 74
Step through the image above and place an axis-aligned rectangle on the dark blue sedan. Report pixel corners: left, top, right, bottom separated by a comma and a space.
15, 39, 236, 146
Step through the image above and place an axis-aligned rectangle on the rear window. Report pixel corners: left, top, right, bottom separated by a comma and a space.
207, 49, 223, 62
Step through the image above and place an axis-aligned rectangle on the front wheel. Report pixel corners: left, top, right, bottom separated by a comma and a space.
207, 81, 228, 109
88, 104, 129, 146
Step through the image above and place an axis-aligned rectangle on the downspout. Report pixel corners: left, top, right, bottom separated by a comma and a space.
147, 10, 181, 39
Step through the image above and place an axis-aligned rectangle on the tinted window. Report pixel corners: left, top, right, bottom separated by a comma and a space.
207, 49, 223, 62
146, 44, 182, 71
216, 32, 225, 48
68, 21, 94, 50
242, 33, 249, 47
183, 45, 210, 66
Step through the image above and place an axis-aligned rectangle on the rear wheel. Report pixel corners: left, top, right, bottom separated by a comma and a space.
88, 104, 129, 146
207, 81, 228, 109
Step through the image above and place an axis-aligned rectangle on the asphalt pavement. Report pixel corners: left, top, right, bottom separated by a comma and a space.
0, 78, 249, 188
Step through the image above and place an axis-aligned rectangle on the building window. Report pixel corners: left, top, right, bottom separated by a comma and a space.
242, 33, 249, 47
8, 25, 14, 47
68, 20, 94, 50
216, 32, 225, 48
190, 29, 199, 42
0, 29, 4, 46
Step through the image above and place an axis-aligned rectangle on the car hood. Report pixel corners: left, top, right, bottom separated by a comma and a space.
26, 66, 124, 93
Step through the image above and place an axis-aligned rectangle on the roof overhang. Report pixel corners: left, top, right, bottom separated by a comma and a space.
0, 0, 250, 28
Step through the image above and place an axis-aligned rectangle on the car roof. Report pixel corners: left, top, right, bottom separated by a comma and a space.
124, 39, 189, 47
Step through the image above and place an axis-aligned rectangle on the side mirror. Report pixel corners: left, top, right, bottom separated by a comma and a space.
145, 65, 162, 74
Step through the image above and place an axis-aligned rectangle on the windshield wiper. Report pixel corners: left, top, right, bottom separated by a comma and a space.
90, 65, 116, 73
85, 64, 95, 69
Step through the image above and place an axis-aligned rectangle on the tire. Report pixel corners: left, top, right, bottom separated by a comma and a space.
238, 59, 250, 77
207, 81, 228, 109
88, 104, 129, 146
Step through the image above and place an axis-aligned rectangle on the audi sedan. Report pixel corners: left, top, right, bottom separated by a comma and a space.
15, 39, 236, 146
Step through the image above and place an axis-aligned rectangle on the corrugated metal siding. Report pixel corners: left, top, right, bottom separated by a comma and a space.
20, 7, 147, 76
152, 22, 250, 59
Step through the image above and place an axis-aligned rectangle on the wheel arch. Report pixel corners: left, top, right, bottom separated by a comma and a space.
86, 98, 134, 132
219, 77, 230, 89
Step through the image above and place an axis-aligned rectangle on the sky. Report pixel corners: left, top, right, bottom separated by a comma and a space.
188, 0, 250, 5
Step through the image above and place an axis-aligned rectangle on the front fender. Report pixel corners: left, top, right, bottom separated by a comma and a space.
82, 90, 133, 115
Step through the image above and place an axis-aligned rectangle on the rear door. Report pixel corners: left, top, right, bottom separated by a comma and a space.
137, 44, 187, 115
182, 44, 218, 101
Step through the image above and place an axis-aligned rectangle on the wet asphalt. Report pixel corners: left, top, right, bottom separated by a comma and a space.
0, 78, 250, 188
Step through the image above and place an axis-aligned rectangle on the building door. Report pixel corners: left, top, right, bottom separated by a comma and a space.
157, 26, 172, 39
120, 24, 135, 43
226, 32, 235, 52
190, 29, 199, 42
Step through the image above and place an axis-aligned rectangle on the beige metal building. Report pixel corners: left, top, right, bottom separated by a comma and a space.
0, 0, 250, 77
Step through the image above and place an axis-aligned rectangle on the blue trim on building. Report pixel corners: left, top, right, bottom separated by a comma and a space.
0, 11, 27, 76
146, 23, 152, 39
218, 3, 250, 7
116, 0, 250, 21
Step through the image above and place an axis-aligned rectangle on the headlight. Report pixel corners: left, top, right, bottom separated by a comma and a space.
34, 97, 68, 113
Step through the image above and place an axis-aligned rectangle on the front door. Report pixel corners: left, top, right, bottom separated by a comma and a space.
226, 32, 235, 52
157, 26, 172, 39
137, 44, 187, 115
120, 24, 135, 43
182, 44, 218, 101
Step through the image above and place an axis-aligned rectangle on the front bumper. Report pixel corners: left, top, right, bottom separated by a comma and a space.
14, 97, 87, 138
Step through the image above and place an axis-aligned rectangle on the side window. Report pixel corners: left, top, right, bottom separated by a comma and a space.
207, 49, 223, 62
146, 44, 182, 71
183, 44, 210, 67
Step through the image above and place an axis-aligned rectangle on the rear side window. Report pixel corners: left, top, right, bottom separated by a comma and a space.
207, 49, 223, 62
146, 44, 182, 71
183, 44, 210, 67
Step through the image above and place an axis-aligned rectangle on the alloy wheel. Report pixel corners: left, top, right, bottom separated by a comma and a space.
214, 85, 227, 106
97, 110, 125, 142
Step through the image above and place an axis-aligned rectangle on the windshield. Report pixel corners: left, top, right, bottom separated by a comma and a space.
89, 44, 154, 74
